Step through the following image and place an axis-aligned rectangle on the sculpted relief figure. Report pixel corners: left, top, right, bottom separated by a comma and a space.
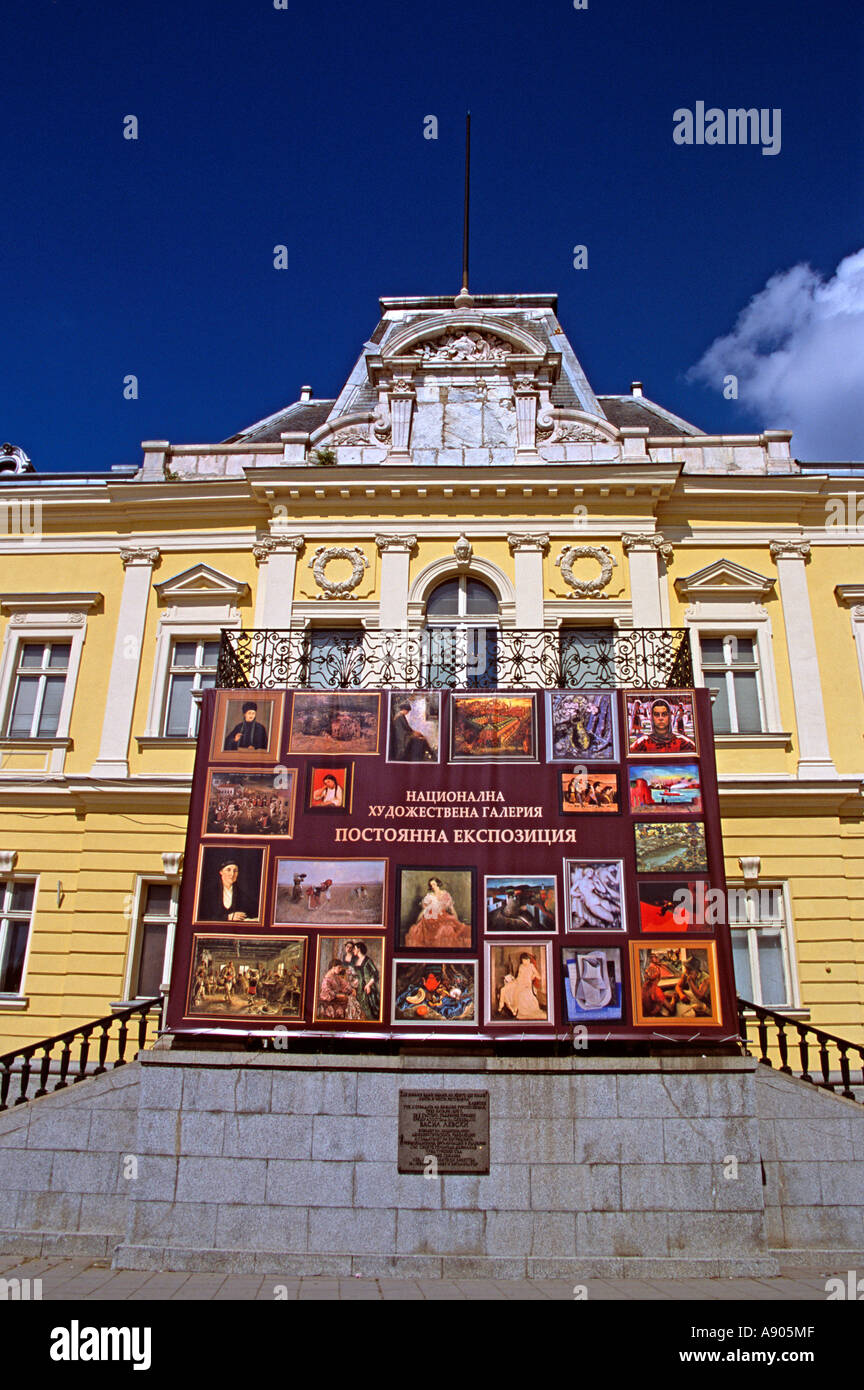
412, 330, 510, 363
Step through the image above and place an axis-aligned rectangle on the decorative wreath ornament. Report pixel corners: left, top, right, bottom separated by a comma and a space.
309, 545, 369, 597
554, 544, 617, 595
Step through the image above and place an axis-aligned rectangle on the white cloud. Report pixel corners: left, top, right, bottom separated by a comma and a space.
688, 248, 864, 461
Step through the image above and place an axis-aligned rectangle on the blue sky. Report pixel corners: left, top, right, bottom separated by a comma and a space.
1, 0, 862, 469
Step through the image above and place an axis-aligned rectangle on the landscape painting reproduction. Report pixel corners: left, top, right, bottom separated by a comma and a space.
273, 858, 386, 928
564, 860, 626, 932
450, 694, 536, 762
392, 960, 477, 1024
628, 762, 702, 814
289, 692, 380, 755
202, 771, 296, 838
626, 692, 698, 755
487, 944, 550, 1023
562, 947, 623, 1022
314, 936, 385, 1024
485, 875, 557, 933
634, 822, 708, 874
387, 690, 441, 763
186, 935, 306, 1021
630, 942, 721, 1027
547, 691, 616, 762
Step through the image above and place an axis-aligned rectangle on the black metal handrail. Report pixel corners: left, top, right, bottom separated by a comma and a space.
217, 626, 694, 691
737, 998, 864, 1103
0, 997, 163, 1112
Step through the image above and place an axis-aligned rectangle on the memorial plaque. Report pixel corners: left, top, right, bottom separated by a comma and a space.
398, 1089, 490, 1174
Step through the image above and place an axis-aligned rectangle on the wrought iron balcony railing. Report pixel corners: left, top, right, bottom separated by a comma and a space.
217, 626, 694, 691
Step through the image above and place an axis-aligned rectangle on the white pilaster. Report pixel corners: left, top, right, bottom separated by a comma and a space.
91, 547, 160, 778
622, 534, 672, 627
770, 540, 836, 777
508, 533, 550, 628
252, 536, 305, 628
375, 535, 417, 629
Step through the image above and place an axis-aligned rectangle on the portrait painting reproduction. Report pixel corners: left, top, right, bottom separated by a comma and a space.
487, 943, 550, 1024
194, 845, 266, 924
450, 693, 537, 762
485, 875, 557, 933
564, 860, 626, 932
630, 941, 722, 1027
559, 768, 619, 813
273, 857, 386, 928
547, 691, 617, 762
202, 770, 296, 839
306, 764, 352, 813
634, 821, 708, 874
626, 691, 698, 756
629, 762, 702, 814
289, 692, 380, 755
397, 867, 474, 950
186, 935, 306, 1021
210, 691, 283, 764
387, 691, 441, 763
562, 946, 623, 1023
314, 935, 385, 1024
392, 959, 476, 1025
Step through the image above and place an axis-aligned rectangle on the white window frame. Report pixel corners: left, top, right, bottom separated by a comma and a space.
6, 639, 73, 739
162, 636, 222, 738
0, 596, 98, 775
696, 631, 766, 734
425, 576, 500, 687
728, 879, 800, 1010
0, 874, 38, 1007
121, 876, 179, 1003
143, 614, 241, 740
688, 610, 784, 736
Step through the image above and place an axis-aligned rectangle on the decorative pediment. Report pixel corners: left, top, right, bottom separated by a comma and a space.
674, 559, 775, 602
366, 313, 561, 388
153, 563, 249, 605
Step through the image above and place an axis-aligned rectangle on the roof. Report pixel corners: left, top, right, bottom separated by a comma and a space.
223, 400, 335, 444
597, 396, 704, 438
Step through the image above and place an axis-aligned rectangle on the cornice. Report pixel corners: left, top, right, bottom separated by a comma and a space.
0, 775, 194, 810
718, 774, 864, 814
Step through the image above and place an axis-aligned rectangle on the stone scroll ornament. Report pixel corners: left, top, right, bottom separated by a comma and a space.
554, 544, 617, 595
309, 545, 370, 597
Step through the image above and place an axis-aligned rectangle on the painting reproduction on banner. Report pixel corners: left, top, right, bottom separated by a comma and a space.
387, 691, 441, 763
289, 692, 380, 755
562, 946, 623, 1022
628, 762, 702, 814
194, 846, 267, 924
202, 770, 296, 838
210, 691, 283, 764
273, 858, 386, 927
186, 935, 306, 1020
487, 943, 550, 1023
547, 691, 617, 762
485, 875, 557, 933
397, 867, 474, 949
634, 822, 708, 873
313, 936, 385, 1023
637, 881, 702, 932
450, 694, 537, 762
306, 764, 353, 812
630, 942, 721, 1026
626, 692, 698, 755
564, 860, 626, 931
392, 960, 477, 1024
559, 767, 619, 813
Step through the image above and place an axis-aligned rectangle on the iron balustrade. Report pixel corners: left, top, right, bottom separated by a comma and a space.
0, 997, 163, 1111
737, 998, 864, 1104
217, 626, 695, 691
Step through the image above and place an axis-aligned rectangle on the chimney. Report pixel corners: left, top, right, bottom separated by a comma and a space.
630, 381, 644, 397
300, 385, 313, 402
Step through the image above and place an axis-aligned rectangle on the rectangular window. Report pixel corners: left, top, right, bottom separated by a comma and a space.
700, 634, 764, 734
0, 880, 36, 995
163, 638, 220, 737
728, 883, 793, 1008
130, 881, 178, 998
7, 642, 71, 738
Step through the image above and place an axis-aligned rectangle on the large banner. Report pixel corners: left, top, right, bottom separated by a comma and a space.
166, 687, 737, 1042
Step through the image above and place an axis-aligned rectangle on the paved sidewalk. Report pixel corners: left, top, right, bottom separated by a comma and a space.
0, 1256, 841, 1300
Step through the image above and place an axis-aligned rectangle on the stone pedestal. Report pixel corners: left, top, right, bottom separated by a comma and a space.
114, 1051, 779, 1277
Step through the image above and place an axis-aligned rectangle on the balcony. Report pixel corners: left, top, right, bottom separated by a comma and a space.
217, 627, 694, 691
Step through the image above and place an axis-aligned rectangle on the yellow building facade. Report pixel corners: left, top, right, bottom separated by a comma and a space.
1, 291, 862, 1054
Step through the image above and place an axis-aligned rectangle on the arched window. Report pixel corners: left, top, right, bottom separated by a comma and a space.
425, 576, 499, 688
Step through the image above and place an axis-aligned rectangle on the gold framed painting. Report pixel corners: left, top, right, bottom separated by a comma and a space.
629, 940, 722, 1027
